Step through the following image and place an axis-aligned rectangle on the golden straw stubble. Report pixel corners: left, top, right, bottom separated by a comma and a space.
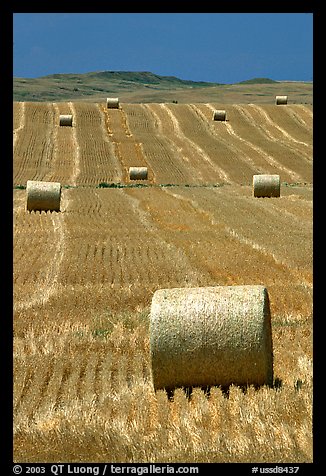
150, 285, 273, 391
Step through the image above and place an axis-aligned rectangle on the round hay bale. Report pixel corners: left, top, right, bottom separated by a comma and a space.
129, 166, 148, 180
253, 174, 280, 198
275, 95, 288, 105
106, 97, 119, 109
150, 285, 273, 391
26, 180, 61, 212
213, 110, 226, 121
59, 114, 73, 126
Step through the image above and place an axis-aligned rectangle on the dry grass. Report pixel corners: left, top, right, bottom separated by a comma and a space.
14, 309, 312, 463
13, 100, 312, 463
13, 101, 313, 187
13, 185, 313, 463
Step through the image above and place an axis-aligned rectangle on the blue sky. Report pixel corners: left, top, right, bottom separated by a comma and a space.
13, 13, 313, 83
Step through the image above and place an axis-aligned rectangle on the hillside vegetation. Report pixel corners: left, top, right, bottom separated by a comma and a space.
13, 70, 313, 104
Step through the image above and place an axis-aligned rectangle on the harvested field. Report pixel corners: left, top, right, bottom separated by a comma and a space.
13, 100, 313, 463
13, 101, 312, 187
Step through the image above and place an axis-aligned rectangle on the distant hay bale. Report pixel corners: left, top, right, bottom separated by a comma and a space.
106, 98, 119, 109
253, 174, 280, 198
129, 167, 148, 180
213, 110, 226, 121
150, 285, 274, 391
275, 95, 288, 105
59, 114, 73, 126
26, 180, 61, 212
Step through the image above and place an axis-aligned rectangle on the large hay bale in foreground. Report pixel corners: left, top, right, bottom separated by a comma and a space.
150, 285, 273, 391
213, 110, 226, 121
253, 174, 280, 197
106, 97, 119, 109
26, 180, 61, 212
275, 95, 288, 105
59, 115, 73, 126
129, 167, 148, 180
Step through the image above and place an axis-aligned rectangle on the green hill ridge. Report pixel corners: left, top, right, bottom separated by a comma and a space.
13, 71, 311, 103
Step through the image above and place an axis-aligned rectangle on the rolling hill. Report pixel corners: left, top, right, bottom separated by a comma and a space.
13, 70, 313, 104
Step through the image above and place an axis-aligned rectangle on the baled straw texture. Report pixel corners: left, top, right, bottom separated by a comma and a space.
150, 285, 273, 391
129, 166, 148, 180
275, 95, 288, 105
213, 110, 226, 121
26, 180, 61, 212
59, 115, 73, 126
106, 97, 119, 109
253, 174, 280, 198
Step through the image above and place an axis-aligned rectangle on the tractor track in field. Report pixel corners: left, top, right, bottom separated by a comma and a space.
282, 105, 313, 132
13, 101, 312, 317
13, 101, 26, 148
67, 102, 81, 186
161, 103, 232, 184
232, 105, 307, 182
249, 104, 312, 155
14, 193, 69, 312
142, 104, 202, 184
193, 104, 270, 176
161, 186, 312, 290
101, 104, 155, 183
13, 99, 313, 464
